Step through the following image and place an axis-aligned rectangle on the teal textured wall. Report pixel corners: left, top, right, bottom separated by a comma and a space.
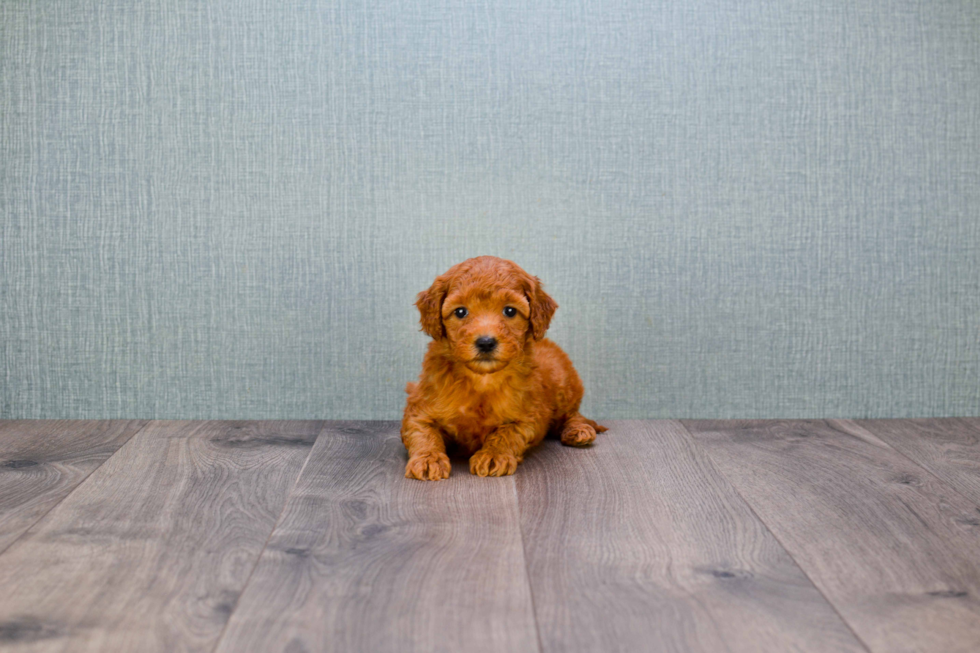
2, 0, 979, 419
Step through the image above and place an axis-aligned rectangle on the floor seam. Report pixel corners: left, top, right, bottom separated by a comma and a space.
207, 419, 326, 653
514, 475, 546, 653
841, 418, 980, 508
0, 419, 150, 560
673, 419, 875, 653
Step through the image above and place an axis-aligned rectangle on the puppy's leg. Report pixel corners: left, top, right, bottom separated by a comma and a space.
470, 423, 534, 477
559, 412, 606, 447
402, 418, 451, 481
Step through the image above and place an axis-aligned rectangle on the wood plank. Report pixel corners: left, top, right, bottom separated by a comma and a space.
517, 420, 866, 653
856, 418, 980, 505
0, 420, 146, 554
214, 421, 539, 653
682, 419, 980, 653
0, 420, 320, 652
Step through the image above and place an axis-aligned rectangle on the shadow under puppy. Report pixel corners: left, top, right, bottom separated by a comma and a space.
402, 256, 607, 480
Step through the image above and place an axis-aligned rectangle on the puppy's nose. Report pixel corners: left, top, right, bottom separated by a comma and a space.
475, 336, 498, 353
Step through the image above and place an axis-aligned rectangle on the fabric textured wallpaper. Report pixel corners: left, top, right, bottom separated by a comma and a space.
2, 0, 978, 419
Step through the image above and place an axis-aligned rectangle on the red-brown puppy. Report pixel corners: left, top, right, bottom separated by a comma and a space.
401, 256, 607, 480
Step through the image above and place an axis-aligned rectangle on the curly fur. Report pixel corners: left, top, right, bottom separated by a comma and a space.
401, 256, 607, 480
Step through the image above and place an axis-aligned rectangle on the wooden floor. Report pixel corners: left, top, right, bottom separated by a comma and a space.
1, 419, 979, 652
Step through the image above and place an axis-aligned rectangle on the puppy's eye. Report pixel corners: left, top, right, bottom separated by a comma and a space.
454, 307, 468, 318
503, 306, 517, 318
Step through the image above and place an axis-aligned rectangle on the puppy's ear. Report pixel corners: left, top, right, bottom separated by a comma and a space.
416, 275, 449, 340
527, 276, 558, 340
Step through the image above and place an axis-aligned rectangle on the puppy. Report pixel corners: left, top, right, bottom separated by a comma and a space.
401, 256, 607, 480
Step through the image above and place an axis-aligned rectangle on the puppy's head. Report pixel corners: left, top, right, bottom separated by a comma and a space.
416, 256, 557, 374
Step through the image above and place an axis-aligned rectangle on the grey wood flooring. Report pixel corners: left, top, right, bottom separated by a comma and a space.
0, 419, 978, 652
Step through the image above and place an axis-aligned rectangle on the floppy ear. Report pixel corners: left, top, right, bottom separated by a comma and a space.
527, 276, 558, 340
415, 274, 450, 340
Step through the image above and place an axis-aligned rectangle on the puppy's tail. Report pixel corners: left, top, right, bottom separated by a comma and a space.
584, 417, 608, 433
405, 382, 418, 394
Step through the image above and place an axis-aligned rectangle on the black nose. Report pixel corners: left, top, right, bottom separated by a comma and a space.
475, 336, 498, 353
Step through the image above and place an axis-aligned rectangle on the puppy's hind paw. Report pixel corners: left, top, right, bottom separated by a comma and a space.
405, 451, 451, 481
561, 423, 596, 447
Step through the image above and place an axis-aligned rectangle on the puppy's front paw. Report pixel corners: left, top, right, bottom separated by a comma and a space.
561, 423, 596, 447
469, 448, 518, 477
405, 451, 451, 481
